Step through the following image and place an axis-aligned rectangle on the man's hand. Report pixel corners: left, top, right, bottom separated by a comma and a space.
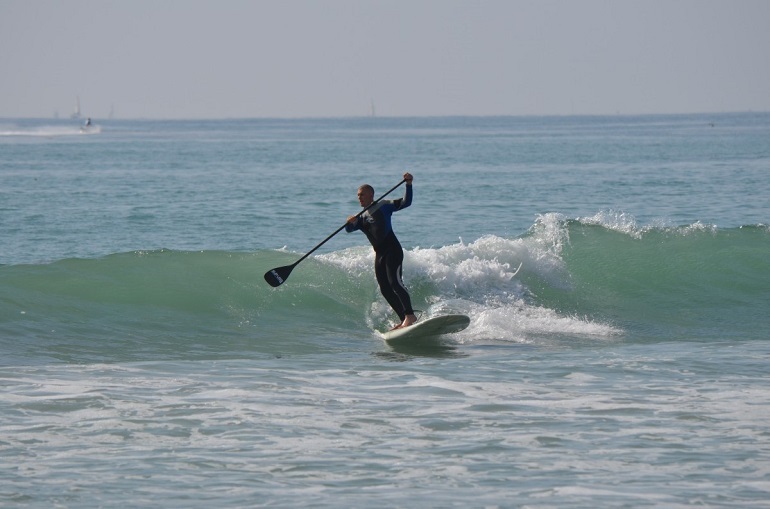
404, 172, 413, 184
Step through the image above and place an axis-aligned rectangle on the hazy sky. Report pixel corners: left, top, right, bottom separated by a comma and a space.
2, 0, 769, 119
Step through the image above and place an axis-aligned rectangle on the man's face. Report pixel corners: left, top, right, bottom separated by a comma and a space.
357, 187, 374, 208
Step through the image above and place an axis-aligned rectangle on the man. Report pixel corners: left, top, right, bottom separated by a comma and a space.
346, 172, 417, 330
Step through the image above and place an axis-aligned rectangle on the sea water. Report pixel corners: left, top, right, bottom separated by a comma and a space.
1, 114, 769, 507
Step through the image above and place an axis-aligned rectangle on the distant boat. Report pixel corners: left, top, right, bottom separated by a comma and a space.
80, 117, 93, 133
70, 96, 81, 120
370, 99, 376, 118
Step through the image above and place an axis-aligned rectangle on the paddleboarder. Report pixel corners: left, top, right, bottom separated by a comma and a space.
346, 172, 417, 330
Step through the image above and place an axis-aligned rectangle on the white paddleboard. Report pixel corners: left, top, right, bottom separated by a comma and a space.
379, 314, 470, 345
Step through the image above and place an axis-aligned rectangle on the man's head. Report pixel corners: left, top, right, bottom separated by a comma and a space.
357, 184, 374, 208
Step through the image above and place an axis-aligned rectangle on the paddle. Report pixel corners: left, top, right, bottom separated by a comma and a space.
264, 178, 407, 287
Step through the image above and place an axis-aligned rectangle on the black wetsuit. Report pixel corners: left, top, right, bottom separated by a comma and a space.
345, 184, 414, 321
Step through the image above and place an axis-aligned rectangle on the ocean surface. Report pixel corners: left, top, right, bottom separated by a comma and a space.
1, 113, 769, 507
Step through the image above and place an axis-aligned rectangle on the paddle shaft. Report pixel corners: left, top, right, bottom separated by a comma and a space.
265, 178, 407, 285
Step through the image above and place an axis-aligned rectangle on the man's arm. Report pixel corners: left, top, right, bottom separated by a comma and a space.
345, 215, 360, 232
396, 172, 413, 210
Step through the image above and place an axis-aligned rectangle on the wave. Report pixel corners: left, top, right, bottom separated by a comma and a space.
2, 214, 768, 363
530, 212, 770, 341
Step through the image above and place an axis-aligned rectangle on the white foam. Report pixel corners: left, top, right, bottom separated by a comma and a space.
578, 209, 718, 238
0, 124, 101, 137
464, 302, 621, 343
409, 236, 529, 295
579, 209, 643, 238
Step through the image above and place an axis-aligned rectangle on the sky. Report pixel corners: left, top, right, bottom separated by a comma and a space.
1, 0, 769, 119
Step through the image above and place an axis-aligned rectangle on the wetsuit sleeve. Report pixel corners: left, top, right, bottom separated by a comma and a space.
345, 217, 361, 232
393, 183, 412, 211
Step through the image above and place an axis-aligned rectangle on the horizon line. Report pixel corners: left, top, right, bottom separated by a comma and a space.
2, 109, 768, 122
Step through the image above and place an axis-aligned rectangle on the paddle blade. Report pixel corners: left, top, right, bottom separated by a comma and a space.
264, 264, 295, 287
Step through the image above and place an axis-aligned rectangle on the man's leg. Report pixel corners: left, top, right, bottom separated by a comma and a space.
375, 253, 406, 324
383, 250, 416, 327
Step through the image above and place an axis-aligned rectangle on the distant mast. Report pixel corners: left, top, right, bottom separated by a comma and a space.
70, 96, 81, 119
370, 99, 376, 118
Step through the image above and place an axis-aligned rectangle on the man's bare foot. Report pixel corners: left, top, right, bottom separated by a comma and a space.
400, 314, 417, 328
